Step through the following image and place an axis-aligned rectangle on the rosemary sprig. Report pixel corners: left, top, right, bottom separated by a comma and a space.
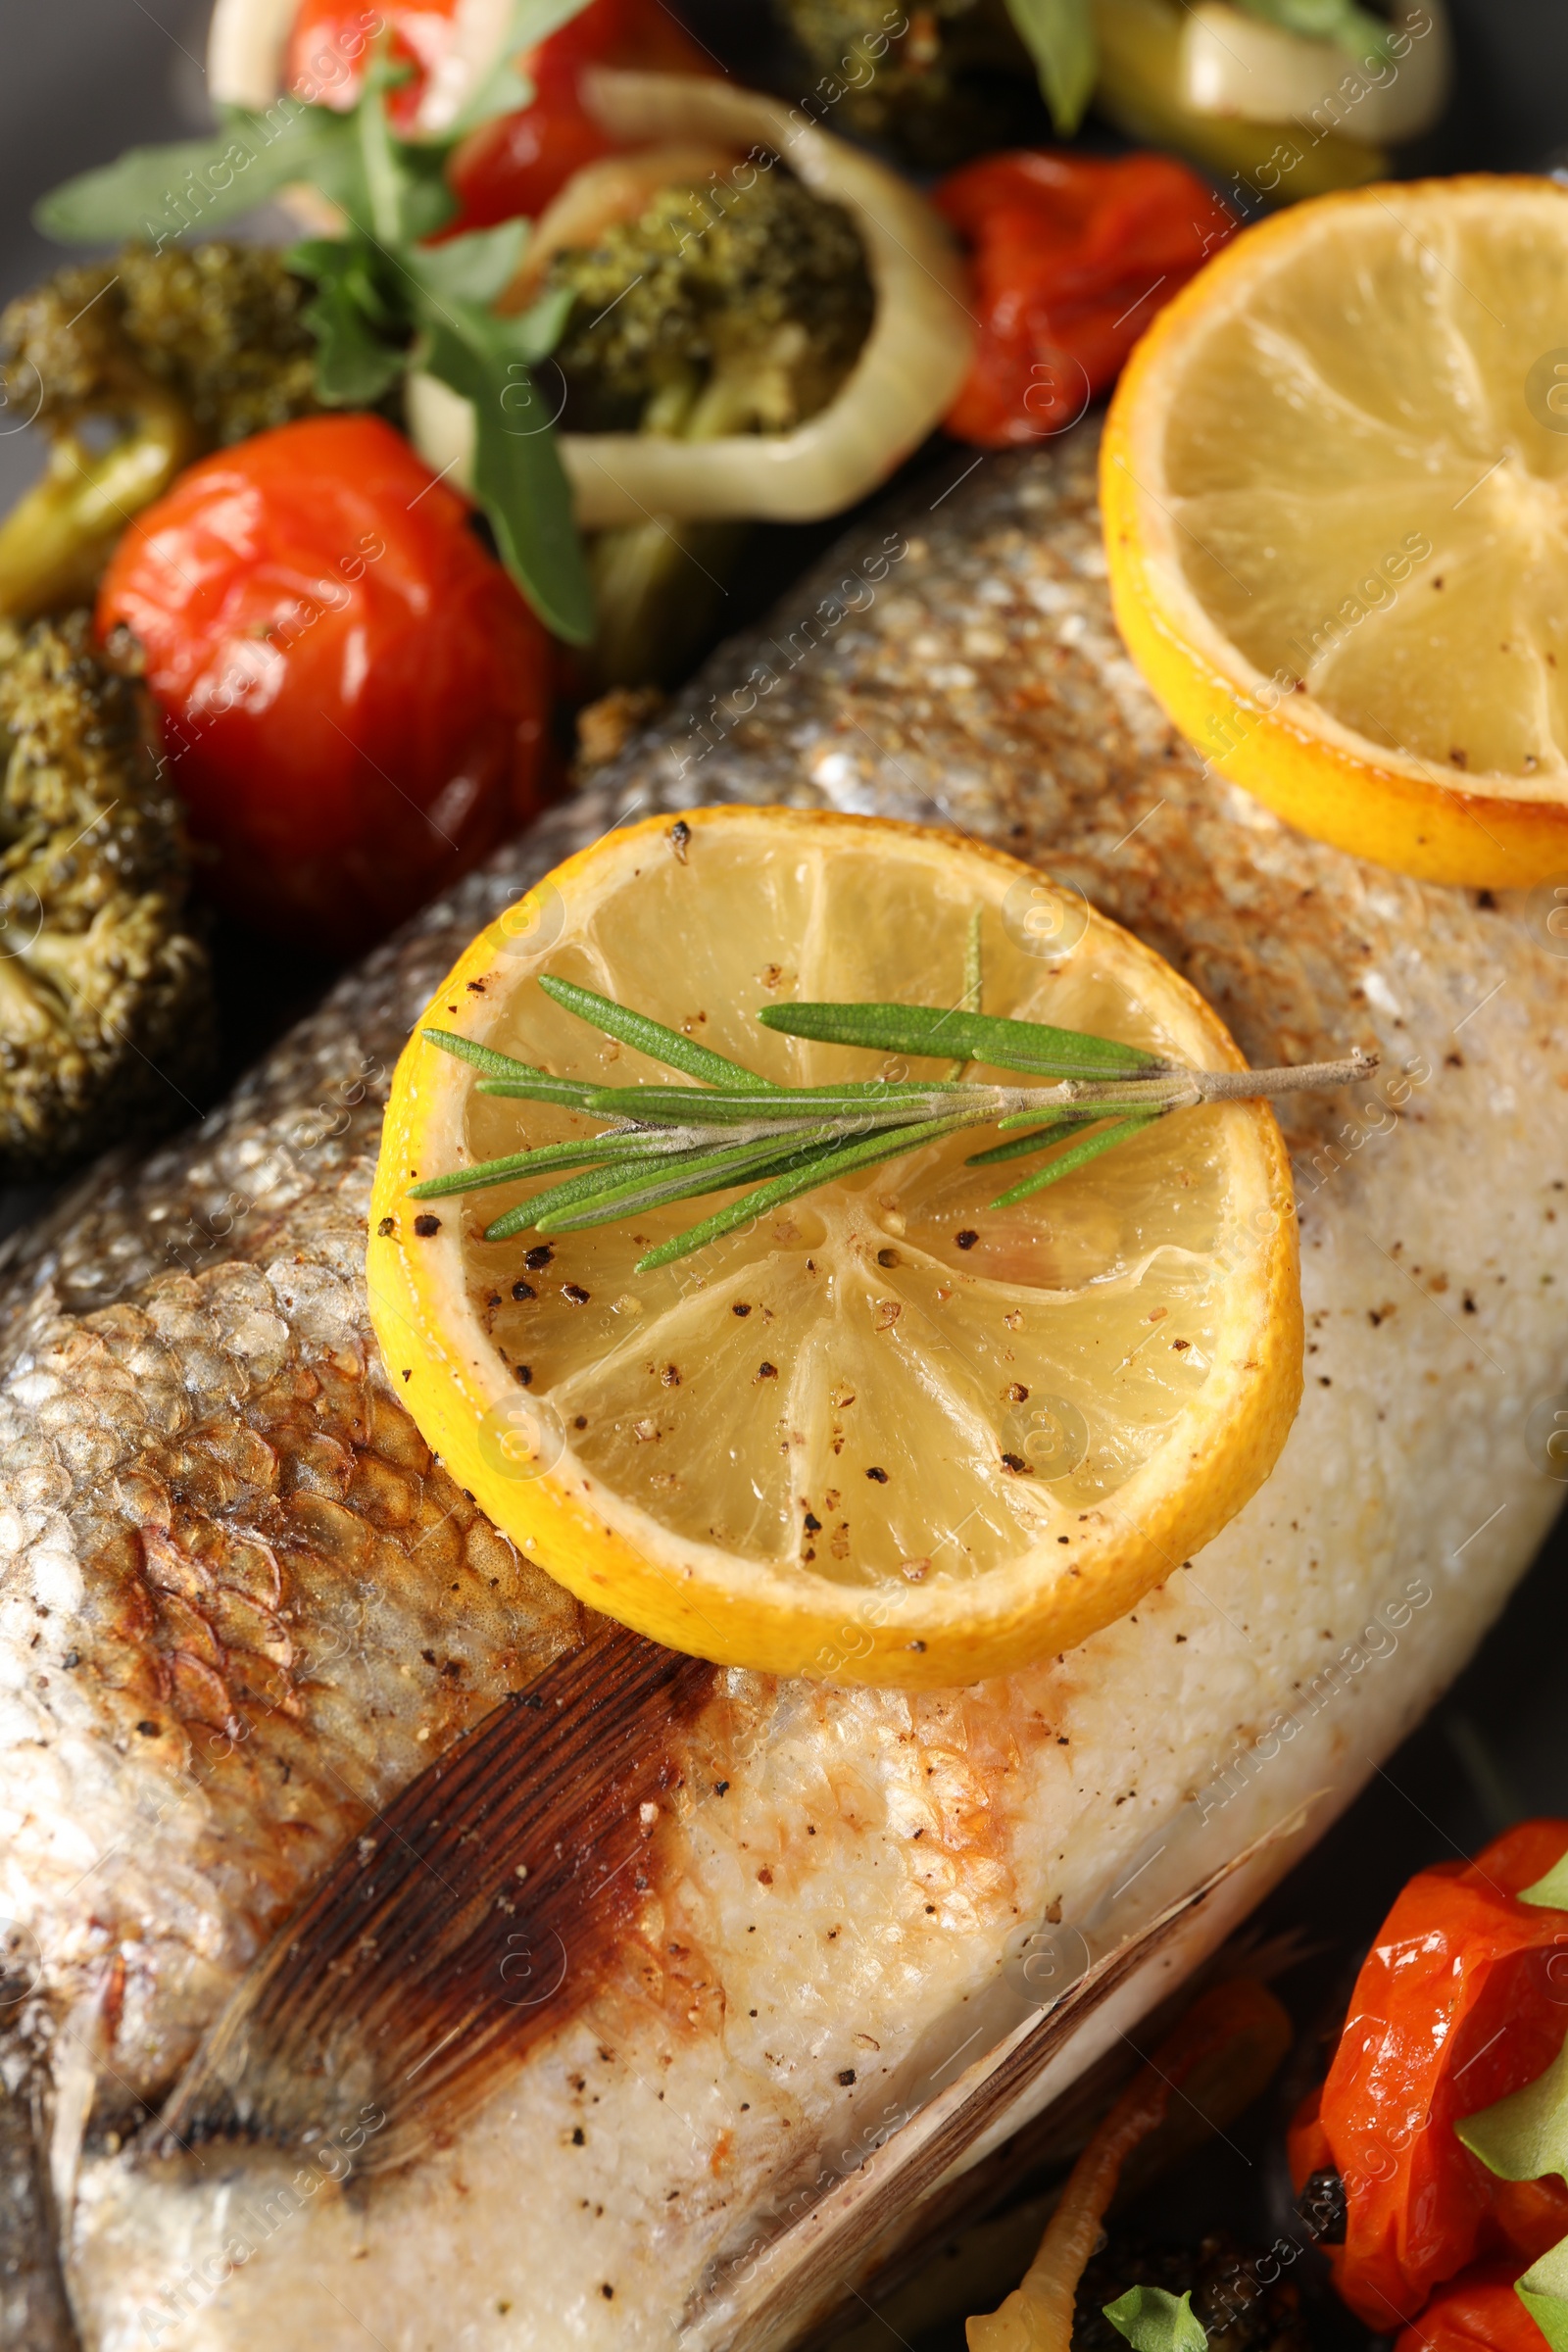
410, 963, 1373, 1272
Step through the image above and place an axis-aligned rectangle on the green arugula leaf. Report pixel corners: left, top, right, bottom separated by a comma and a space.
477, 284, 578, 367
36, 105, 354, 246
1521, 1844, 1568, 1909
1518, 2236, 1568, 2352
1103, 2286, 1208, 2352
422, 316, 594, 646
1458, 2024, 1568, 2185
32, 21, 596, 648
1004, 0, 1098, 134
290, 237, 408, 406
1231, 0, 1392, 57
758, 1001, 1160, 1078
405, 220, 529, 307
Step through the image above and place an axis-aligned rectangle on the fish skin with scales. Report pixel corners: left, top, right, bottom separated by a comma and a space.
0, 422, 1563, 2349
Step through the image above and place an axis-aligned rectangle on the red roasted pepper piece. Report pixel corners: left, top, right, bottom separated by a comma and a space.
1290, 1821, 1568, 2331
1393, 2261, 1549, 2352
935, 151, 1233, 447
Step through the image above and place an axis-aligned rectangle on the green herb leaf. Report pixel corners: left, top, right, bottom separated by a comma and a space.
484, 1157, 657, 1241
480, 1128, 819, 1239
965, 1112, 1098, 1166
1231, 0, 1392, 58
405, 220, 530, 307
422, 989, 1364, 1268
758, 1001, 1159, 1077
1521, 1844, 1568, 1910
539, 976, 777, 1091
381, 138, 461, 246
1458, 2023, 1568, 2184
1518, 2237, 1568, 2352
421, 316, 595, 646
34, 28, 598, 646
409, 1133, 645, 1199
1004, 0, 1098, 133
36, 105, 354, 246
420, 1027, 597, 1105
989, 1113, 1159, 1207
582, 1081, 974, 1128
1103, 2285, 1208, 2352
535, 1130, 829, 1234
636, 1114, 976, 1272
291, 237, 409, 406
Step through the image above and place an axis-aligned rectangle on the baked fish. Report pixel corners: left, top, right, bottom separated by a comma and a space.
1, 421, 1564, 2352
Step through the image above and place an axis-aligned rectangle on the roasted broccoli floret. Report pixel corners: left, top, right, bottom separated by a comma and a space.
548, 168, 875, 686
549, 168, 875, 439
776, 0, 1042, 166
0, 612, 212, 1175
0, 243, 319, 622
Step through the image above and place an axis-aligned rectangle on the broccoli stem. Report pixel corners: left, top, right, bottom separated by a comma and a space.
0, 392, 199, 622
587, 514, 749, 690
587, 364, 769, 688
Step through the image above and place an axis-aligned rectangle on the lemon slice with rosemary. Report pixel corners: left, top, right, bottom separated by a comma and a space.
1103, 176, 1568, 888
368, 808, 1303, 1687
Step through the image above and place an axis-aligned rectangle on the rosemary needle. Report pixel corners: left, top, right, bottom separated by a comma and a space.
418, 964, 1373, 1266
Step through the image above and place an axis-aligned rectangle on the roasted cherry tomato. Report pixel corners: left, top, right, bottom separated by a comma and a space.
98, 415, 551, 954
1394, 2261, 1548, 2352
1289, 1821, 1568, 2331
287, 0, 712, 215
287, 0, 459, 127
935, 151, 1232, 448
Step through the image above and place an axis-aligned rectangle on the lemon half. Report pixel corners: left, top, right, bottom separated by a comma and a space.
368, 808, 1300, 1688
1104, 176, 1568, 887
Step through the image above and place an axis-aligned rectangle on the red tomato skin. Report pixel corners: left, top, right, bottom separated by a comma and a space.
1394, 2262, 1548, 2352
445, 92, 617, 230
935, 151, 1234, 448
287, 1, 458, 126
1292, 1821, 1568, 2332
447, 0, 716, 226
98, 415, 551, 956
286, 0, 713, 220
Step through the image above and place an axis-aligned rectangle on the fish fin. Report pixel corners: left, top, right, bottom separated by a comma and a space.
153, 1625, 712, 2175
692, 1811, 1309, 2348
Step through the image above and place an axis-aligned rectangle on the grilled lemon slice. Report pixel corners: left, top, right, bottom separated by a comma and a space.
368, 807, 1300, 1687
1104, 176, 1568, 887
